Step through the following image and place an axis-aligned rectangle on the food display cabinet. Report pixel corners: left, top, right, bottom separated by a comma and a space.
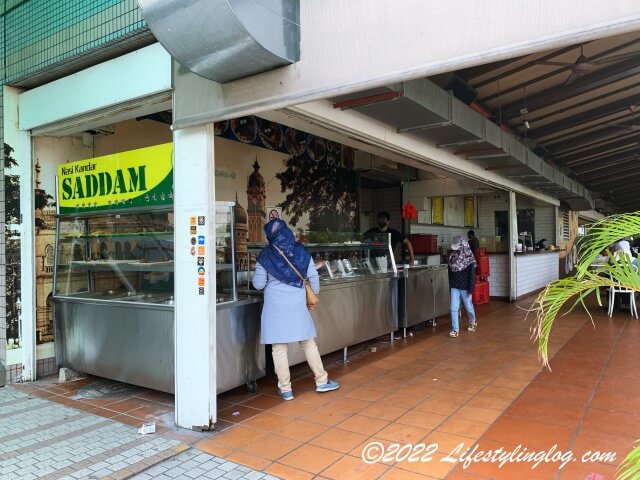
247, 235, 399, 366
53, 202, 266, 395
53, 210, 176, 393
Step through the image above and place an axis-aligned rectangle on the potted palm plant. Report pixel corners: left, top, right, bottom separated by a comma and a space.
530, 211, 640, 480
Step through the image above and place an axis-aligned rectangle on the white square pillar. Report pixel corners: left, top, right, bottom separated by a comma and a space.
173, 124, 217, 429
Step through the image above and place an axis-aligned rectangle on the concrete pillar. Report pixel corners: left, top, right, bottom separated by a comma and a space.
5, 86, 36, 380
173, 124, 217, 429
508, 190, 518, 301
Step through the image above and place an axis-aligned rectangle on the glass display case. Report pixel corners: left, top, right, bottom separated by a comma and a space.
53, 209, 175, 393
215, 202, 238, 304
245, 233, 398, 290
53, 210, 174, 306
309, 237, 398, 283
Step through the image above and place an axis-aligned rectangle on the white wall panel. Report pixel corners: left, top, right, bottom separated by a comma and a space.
20, 44, 171, 131
173, 0, 640, 126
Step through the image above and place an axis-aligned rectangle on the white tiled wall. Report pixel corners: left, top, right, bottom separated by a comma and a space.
516, 253, 559, 297
488, 254, 509, 297
476, 194, 509, 239
534, 207, 556, 245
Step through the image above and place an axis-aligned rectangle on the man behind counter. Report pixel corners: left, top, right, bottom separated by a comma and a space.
363, 211, 415, 264
467, 230, 480, 254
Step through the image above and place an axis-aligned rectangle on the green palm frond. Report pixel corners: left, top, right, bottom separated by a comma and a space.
528, 211, 640, 480
531, 211, 640, 367
617, 441, 640, 480
575, 212, 640, 278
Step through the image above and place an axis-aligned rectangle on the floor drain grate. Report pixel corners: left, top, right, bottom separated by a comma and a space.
78, 380, 142, 399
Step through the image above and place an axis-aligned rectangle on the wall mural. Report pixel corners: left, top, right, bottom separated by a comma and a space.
214, 116, 358, 238
215, 117, 349, 167
34, 159, 57, 345
4, 143, 22, 352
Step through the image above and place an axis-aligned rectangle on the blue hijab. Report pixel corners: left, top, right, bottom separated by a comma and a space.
257, 219, 311, 288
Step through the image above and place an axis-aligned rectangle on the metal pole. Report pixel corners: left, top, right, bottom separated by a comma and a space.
342, 347, 348, 365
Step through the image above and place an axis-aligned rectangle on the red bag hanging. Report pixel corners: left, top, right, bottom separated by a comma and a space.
402, 201, 417, 219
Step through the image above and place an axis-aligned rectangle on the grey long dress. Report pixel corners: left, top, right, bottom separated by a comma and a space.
252, 259, 320, 344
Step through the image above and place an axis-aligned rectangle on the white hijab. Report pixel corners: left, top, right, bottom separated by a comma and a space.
616, 240, 632, 258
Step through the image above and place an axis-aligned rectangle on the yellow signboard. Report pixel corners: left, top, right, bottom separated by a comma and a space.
431, 197, 444, 225
57, 143, 173, 214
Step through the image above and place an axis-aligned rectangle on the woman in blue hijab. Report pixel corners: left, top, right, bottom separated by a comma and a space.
253, 219, 340, 400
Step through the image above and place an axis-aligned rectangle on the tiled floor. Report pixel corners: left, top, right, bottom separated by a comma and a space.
15, 375, 178, 433
0, 386, 189, 480
12, 298, 639, 479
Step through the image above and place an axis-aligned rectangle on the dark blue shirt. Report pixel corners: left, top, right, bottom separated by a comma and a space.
449, 264, 476, 292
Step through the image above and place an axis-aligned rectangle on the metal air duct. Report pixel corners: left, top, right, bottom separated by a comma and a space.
138, 0, 300, 83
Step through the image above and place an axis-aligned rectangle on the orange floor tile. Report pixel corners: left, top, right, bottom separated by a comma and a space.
14, 297, 640, 479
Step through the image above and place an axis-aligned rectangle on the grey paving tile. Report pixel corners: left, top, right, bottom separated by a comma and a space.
218, 461, 239, 472
242, 472, 265, 480
222, 470, 245, 480
202, 469, 227, 479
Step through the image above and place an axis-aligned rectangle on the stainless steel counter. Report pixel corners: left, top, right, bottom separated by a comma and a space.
54, 296, 266, 395
216, 298, 265, 393
54, 299, 175, 393
55, 272, 398, 393
398, 265, 450, 329
286, 274, 398, 366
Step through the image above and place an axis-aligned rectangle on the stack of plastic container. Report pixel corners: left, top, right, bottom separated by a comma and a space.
472, 247, 490, 305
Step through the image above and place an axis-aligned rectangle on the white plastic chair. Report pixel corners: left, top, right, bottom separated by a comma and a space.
608, 280, 638, 318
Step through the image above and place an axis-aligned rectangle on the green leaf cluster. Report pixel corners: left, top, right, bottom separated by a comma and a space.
529, 212, 640, 480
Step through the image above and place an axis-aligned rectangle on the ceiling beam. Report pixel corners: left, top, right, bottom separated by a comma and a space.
499, 57, 640, 121
584, 172, 640, 188
564, 137, 640, 165
558, 133, 640, 161
605, 187, 640, 200
546, 120, 640, 154
613, 198, 640, 208
613, 190, 640, 197
572, 154, 639, 175
526, 95, 639, 139
565, 149, 640, 169
554, 131, 640, 159
476, 38, 640, 93
530, 81, 640, 125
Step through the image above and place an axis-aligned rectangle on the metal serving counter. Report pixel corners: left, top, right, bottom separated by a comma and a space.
216, 298, 265, 393
55, 297, 266, 395
286, 274, 398, 366
398, 265, 450, 332
55, 299, 175, 393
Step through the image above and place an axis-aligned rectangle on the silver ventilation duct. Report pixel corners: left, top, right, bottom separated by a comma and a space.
138, 0, 300, 83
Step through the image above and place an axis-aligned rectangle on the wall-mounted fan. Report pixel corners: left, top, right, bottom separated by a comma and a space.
536, 44, 640, 85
